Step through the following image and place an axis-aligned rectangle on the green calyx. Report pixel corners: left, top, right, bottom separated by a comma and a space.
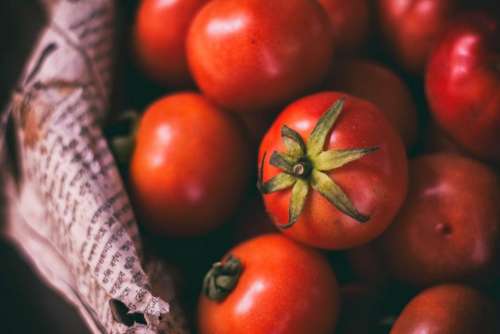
203, 255, 243, 302
258, 98, 378, 229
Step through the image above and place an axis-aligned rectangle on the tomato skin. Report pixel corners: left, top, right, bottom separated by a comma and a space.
198, 234, 340, 334
259, 92, 408, 250
391, 285, 498, 334
130, 92, 250, 236
378, 154, 500, 286
426, 14, 500, 162
134, 0, 208, 87
317, 0, 370, 55
328, 59, 418, 148
378, 0, 456, 74
187, 0, 334, 113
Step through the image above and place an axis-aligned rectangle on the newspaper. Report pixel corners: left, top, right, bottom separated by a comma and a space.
1, 1, 187, 333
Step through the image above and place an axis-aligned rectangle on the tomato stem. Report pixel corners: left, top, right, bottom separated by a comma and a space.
258, 98, 377, 227
203, 255, 243, 302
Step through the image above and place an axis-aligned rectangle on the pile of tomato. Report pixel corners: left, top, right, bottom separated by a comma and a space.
109, 0, 500, 333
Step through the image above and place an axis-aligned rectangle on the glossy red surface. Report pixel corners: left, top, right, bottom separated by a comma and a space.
130, 92, 251, 236
259, 92, 408, 249
198, 234, 339, 334
187, 0, 334, 112
426, 13, 500, 162
391, 285, 498, 333
378, 154, 500, 286
134, 0, 208, 87
379, 0, 456, 73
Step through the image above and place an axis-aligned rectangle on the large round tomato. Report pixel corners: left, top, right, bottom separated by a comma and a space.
328, 59, 418, 148
317, 0, 370, 55
377, 153, 500, 286
187, 0, 334, 113
391, 285, 498, 334
378, 0, 457, 74
198, 234, 340, 334
134, 0, 208, 87
130, 92, 250, 236
258, 92, 408, 249
426, 13, 500, 162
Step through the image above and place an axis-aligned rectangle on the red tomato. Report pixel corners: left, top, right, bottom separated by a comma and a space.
317, 0, 370, 55
130, 92, 250, 236
134, 0, 208, 87
258, 92, 408, 249
198, 234, 340, 334
378, 0, 457, 74
391, 285, 498, 333
426, 13, 500, 162
328, 59, 419, 148
187, 0, 334, 113
377, 154, 500, 286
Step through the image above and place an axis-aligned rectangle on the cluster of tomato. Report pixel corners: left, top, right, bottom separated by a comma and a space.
112, 0, 500, 333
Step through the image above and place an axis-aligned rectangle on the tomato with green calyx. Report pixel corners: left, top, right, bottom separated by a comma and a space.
258, 92, 408, 250
198, 234, 340, 334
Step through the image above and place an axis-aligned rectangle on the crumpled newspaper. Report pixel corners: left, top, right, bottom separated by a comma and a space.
0, 1, 188, 333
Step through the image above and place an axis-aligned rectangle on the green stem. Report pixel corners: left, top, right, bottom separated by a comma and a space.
203, 255, 243, 302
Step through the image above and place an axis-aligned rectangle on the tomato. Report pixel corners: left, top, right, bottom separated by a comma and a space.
377, 153, 500, 286
258, 92, 408, 249
391, 284, 498, 333
130, 92, 250, 236
378, 0, 457, 74
198, 234, 339, 334
134, 0, 208, 87
426, 13, 500, 162
187, 0, 333, 113
317, 0, 370, 55
328, 59, 418, 148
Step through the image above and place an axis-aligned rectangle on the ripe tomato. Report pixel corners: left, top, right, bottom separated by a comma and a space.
187, 0, 333, 113
377, 154, 500, 286
391, 285, 498, 334
134, 0, 208, 87
426, 13, 500, 162
317, 0, 370, 55
378, 0, 457, 74
198, 234, 340, 334
130, 92, 250, 236
258, 92, 408, 249
328, 59, 418, 148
